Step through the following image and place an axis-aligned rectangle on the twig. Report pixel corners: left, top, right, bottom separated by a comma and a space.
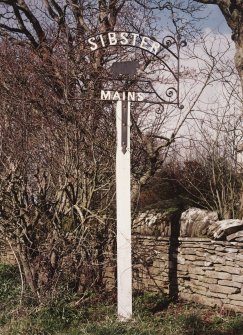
6, 238, 25, 305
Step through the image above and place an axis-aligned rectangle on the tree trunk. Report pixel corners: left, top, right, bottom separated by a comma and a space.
235, 34, 243, 96
16, 241, 40, 301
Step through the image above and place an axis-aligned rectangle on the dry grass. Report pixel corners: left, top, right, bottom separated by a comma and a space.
1, 264, 243, 335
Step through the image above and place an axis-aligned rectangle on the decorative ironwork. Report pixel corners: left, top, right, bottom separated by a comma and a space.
84, 31, 181, 58
162, 35, 176, 48
77, 31, 186, 110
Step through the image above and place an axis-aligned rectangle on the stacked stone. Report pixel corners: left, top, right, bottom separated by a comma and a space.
133, 211, 172, 237
133, 236, 171, 293
177, 238, 243, 313
133, 235, 243, 313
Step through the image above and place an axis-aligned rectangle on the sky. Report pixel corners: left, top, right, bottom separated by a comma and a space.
158, 3, 232, 43
154, 3, 241, 160
201, 5, 231, 34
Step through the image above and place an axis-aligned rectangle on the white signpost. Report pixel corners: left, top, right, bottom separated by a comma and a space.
116, 100, 132, 320
101, 94, 135, 320
85, 31, 185, 321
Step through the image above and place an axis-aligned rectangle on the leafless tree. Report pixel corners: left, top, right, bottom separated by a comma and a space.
193, 0, 243, 94
0, 1, 225, 300
166, 37, 243, 219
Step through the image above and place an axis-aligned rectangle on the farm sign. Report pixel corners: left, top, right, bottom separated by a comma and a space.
85, 30, 185, 321
101, 90, 144, 101
87, 31, 162, 55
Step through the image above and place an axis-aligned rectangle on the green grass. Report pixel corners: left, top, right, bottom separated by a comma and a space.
1, 264, 243, 335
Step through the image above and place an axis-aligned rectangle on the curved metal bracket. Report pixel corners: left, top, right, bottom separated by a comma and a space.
76, 31, 186, 109
82, 31, 186, 83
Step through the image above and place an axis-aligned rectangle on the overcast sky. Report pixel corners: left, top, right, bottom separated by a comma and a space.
158, 4, 232, 43
199, 5, 231, 34
155, 4, 240, 153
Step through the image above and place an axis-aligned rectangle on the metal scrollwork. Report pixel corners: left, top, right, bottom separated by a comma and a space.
78, 31, 186, 108
165, 87, 177, 100
162, 35, 176, 48
146, 82, 178, 105
155, 105, 165, 114
180, 40, 187, 48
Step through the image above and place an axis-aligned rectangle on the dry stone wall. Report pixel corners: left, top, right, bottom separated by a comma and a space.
133, 236, 243, 313
2, 209, 243, 313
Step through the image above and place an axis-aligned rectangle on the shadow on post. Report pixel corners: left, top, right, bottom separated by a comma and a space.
168, 210, 181, 302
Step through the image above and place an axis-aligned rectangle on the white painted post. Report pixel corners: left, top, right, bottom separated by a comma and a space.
116, 100, 132, 321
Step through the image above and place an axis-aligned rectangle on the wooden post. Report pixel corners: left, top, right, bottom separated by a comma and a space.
116, 100, 132, 320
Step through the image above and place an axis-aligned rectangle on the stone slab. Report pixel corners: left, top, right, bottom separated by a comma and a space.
205, 271, 232, 280
207, 284, 240, 295
218, 280, 242, 289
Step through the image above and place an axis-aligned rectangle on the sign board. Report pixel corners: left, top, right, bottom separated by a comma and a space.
111, 61, 139, 76
101, 90, 144, 101
84, 30, 185, 321
87, 32, 161, 55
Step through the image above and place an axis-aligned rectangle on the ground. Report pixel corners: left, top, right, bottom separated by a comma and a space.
1, 264, 243, 335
